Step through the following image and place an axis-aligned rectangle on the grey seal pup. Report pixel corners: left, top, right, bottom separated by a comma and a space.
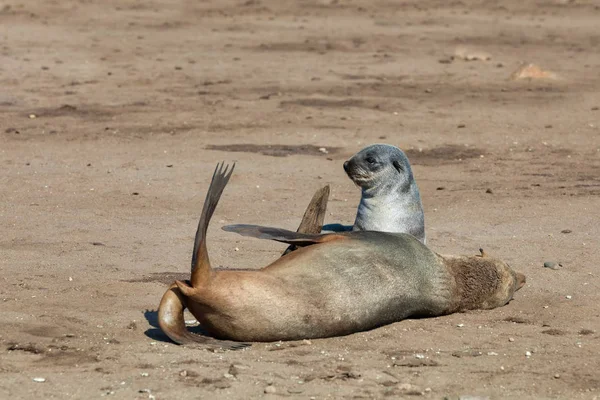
157, 163, 525, 349
326, 144, 426, 243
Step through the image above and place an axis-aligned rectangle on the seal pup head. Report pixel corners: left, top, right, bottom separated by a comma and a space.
343, 144, 416, 192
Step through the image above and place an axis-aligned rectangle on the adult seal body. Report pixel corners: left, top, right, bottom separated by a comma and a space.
343, 144, 426, 243
157, 163, 525, 349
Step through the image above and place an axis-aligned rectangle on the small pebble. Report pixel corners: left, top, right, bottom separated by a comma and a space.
508, 337, 515, 342
457, 323, 464, 327
457, 124, 466, 128
318, 147, 328, 154
32, 377, 46, 383
566, 295, 572, 299
525, 351, 532, 357
264, 385, 276, 394
554, 374, 561, 379
29, 114, 37, 119
561, 229, 572, 234
485, 188, 493, 194
544, 261, 559, 270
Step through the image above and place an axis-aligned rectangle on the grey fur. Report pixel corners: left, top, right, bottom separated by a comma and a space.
343, 144, 426, 243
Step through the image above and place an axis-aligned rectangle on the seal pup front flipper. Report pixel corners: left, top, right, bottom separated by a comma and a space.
282, 185, 330, 256
223, 224, 346, 247
158, 162, 248, 350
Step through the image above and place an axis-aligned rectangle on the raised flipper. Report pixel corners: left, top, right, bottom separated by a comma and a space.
190, 162, 234, 285
158, 162, 249, 350
282, 185, 330, 256
223, 224, 346, 247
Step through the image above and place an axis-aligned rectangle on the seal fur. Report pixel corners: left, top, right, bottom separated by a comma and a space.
337, 144, 426, 243
157, 163, 525, 348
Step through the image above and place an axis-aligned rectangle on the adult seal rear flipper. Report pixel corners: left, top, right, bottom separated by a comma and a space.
158, 283, 249, 350
223, 224, 346, 247
159, 162, 249, 350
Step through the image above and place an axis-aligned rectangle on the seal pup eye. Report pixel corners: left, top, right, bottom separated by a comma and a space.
365, 156, 376, 164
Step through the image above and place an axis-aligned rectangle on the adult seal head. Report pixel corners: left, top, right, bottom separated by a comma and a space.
343, 144, 426, 243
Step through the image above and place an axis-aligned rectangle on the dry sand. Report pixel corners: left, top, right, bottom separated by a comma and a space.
1, 0, 599, 398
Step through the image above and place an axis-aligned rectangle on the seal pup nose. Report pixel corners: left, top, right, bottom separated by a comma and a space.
343, 161, 349, 172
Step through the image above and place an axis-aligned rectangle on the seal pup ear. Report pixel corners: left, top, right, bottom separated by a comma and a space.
392, 160, 404, 173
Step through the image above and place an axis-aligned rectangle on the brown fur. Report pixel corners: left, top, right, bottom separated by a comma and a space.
444, 255, 519, 312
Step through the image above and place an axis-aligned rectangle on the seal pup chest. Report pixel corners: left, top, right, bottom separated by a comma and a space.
354, 193, 425, 242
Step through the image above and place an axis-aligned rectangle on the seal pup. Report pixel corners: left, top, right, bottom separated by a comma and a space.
325, 144, 426, 243
157, 162, 525, 348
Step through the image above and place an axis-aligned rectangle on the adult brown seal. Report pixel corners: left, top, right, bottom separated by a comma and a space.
158, 163, 525, 349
